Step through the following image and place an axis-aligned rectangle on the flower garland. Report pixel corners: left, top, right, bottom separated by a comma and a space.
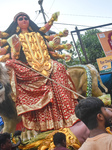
70, 65, 92, 97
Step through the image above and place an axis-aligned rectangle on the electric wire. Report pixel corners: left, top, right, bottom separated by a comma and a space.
47, 0, 55, 13
47, 13, 112, 19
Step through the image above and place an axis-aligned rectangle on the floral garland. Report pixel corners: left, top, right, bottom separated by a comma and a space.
70, 65, 92, 97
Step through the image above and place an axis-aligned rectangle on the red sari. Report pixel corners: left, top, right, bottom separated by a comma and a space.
6, 59, 78, 131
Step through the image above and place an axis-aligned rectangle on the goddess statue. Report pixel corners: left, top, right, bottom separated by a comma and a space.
0, 12, 79, 132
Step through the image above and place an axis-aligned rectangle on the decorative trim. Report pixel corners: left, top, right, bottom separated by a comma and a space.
70, 65, 92, 97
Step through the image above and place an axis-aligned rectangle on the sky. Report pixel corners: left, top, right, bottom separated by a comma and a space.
0, 0, 112, 43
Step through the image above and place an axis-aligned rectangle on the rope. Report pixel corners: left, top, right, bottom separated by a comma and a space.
18, 61, 86, 99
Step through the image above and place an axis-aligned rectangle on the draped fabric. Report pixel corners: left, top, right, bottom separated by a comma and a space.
6, 59, 78, 131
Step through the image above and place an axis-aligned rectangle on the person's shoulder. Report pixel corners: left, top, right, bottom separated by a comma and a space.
102, 133, 112, 139
106, 133, 112, 140
78, 139, 94, 150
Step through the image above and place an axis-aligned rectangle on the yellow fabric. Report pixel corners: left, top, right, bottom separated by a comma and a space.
13, 128, 81, 150
19, 32, 52, 77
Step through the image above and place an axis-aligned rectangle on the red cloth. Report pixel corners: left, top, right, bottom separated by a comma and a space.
6, 59, 78, 131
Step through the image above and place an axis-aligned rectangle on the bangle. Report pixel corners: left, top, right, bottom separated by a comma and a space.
0, 31, 9, 38
4, 45, 9, 51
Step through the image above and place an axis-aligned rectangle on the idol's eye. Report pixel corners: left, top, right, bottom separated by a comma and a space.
18, 17, 23, 21
24, 17, 29, 21
0, 82, 3, 89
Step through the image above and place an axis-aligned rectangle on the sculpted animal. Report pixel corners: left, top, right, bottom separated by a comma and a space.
67, 64, 108, 99
0, 63, 21, 133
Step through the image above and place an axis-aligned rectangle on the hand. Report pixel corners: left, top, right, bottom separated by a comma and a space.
12, 36, 21, 52
52, 12, 60, 21
13, 41, 21, 52
63, 29, 69, 37
7, 34, 21, 52
65, 54, 71, 62
66, 43, 72, 50
53, 36, 60, 46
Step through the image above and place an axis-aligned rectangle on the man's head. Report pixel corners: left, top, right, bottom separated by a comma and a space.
0, 133, 12, 150
53, 132, 66, 147
75, 97, 112, 130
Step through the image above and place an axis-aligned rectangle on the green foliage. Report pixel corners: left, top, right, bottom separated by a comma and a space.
76, 29, 105, 67
57, 29, 105, 69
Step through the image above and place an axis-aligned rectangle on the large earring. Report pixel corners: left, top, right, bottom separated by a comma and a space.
16, 26, 20, 33
28, 26, 33, 31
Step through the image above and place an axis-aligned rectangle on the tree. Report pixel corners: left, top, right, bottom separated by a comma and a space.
76, 29, 105, 67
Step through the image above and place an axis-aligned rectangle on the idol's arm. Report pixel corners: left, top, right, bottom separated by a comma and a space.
39, 12, 60, 33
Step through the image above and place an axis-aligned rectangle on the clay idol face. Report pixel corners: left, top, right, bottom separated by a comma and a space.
17, 15, 29, 30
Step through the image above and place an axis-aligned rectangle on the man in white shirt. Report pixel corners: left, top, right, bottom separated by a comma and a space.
75, 97, 112, 150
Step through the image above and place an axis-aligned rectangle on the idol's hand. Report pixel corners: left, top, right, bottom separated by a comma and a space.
64, 54, 71, 62
53, 36, 60, 46
12, 35, 21, 52
65, 43, 72, 50
63, 29, 69, 37
7, 34, 21, 52
13, 40, 21, 52
52, 12, 60, 21
8, 34, 21, 59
